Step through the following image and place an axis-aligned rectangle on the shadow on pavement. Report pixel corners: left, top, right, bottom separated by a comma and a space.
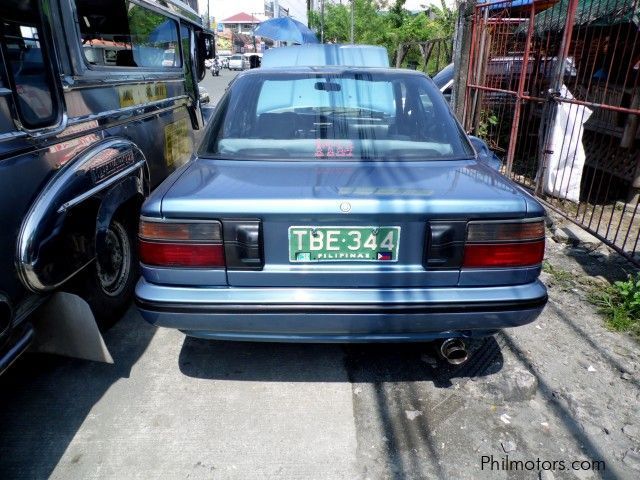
178, 335, 503, 384
566, 247, 636, 284
0, 306, 156, 479
343, 337, 504, 479
178, 334, 503, 478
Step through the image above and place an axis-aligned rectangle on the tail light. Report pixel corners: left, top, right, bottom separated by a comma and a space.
463, 219, 545, 268
139, 219, 225, 268
139, 218, 263, 270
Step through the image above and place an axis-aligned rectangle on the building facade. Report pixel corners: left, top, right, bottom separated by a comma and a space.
213, 1, 309, 55
212, 1, 308, 28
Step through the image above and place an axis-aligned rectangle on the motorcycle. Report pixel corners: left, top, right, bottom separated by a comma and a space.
211, 61, 221, 77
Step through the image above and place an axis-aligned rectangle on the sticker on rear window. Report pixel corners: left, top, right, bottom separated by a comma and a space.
315, 140, 354, 158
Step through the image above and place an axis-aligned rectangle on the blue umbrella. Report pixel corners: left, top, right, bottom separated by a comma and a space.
254, 17, 319, 45
147, 20, 178, 43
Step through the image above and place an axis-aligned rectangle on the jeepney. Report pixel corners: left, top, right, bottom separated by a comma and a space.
0, 0, 213, 373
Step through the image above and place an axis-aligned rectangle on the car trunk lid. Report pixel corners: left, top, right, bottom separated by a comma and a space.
160, 159, 527, 287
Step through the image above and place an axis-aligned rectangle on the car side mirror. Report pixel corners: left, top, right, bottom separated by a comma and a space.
468, 135, 502, 172
195, 30, 215, 82
199, 86, 210, 105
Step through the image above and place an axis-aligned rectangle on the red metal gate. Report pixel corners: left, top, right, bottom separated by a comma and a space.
464, 0, 640, 264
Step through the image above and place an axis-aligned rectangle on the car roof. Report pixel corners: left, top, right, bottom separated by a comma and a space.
238, 65, 427, 77
262, 44, 390, 69
432, 63, 454, 88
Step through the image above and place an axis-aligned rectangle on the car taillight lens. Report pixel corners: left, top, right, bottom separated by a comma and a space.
139, 219, 225, 268
463, 219, 545, 268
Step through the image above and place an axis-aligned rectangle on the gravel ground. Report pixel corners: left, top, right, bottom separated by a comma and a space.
346, 217, 640, 479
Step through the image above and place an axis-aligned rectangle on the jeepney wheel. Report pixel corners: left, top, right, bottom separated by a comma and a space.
97, 221, 130, 297
80, 217, 138, 329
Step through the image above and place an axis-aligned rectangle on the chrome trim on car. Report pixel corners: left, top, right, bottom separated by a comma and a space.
139, 216, 222, 224
64, 96, 190, 130
0, 293, 12, 339
136, 295, 548, 314
16, 139, 147, 292
57, 160, 146, 213
466, 216, 546, 225
136, 278, 548, 306
0, 325, 34, 376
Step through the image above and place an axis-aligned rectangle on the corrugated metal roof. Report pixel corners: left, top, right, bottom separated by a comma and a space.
488, 0, 535, 8
533, 0, 639, 33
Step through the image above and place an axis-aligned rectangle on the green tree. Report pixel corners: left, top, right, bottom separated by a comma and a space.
128, 4, 167, 44
310, 1, 385, 45
309, 0, 456, 68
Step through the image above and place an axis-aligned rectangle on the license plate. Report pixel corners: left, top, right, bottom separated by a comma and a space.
288, 226, 401, 263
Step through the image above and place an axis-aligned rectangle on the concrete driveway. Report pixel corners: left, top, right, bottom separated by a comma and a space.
0, 309, 360, 479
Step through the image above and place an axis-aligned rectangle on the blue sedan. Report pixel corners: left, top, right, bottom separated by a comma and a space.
135, 51, 546, 361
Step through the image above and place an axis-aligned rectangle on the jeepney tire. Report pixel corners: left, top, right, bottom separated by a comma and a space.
79, 216, 139, 330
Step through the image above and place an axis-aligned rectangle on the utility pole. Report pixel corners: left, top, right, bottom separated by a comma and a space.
320, 0, 325, 43
251, 13, 259, 52
452, 1, 474, 123
350, 0, 355, 44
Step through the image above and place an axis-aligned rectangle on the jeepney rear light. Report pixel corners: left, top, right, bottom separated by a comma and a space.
138, 219, 225, 268
463, 219, 545, 268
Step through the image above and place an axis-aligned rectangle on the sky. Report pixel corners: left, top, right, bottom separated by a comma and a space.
404, 0, 453, 9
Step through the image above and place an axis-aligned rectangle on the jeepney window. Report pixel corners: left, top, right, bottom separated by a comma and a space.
0, 6, 58, 129
74, 0, 181, 69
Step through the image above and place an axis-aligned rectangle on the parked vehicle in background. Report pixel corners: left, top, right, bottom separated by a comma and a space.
220, 56, 230, 69
0, 0, 214, 374
136, 45, 547, 363
243, 52, 262, 69
228, 54, 244, 71
162, 48, 179, 67
433, 57, 577, 106
432, 63, 454, 103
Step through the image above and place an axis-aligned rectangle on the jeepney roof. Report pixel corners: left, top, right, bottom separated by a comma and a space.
261, 45, 390, 69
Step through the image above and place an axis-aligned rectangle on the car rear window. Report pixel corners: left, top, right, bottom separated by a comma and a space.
202, 71, 474, 161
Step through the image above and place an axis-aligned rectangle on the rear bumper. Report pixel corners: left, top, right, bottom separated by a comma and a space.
135, 279, 547, 342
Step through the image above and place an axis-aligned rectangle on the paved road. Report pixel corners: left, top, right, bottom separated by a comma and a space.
200, 68, 240, 106
1, 71, 638, 480
0, 305, 498, 480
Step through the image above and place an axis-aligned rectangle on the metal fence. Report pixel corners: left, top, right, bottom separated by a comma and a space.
463, 0, 640, 264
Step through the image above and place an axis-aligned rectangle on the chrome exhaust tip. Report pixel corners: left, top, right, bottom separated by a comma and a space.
438, 338, 469, 365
